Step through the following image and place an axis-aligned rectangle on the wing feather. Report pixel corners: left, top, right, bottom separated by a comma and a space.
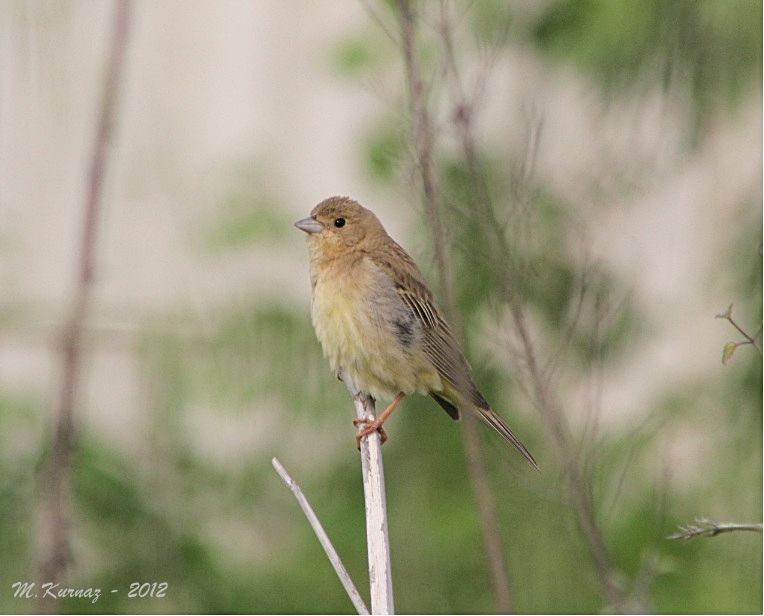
367, 242, 476, 403
366, 239, 538, 468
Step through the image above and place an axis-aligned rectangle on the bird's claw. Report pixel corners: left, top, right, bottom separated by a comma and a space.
353, 418, 388, 449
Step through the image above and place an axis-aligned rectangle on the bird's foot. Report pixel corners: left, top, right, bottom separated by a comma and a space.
353, 417, 388, 449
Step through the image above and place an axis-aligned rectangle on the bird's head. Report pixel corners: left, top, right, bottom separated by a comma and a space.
295, 196, 386, 256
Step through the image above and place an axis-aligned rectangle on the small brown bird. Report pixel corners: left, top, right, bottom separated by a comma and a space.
295, 196, 537, 468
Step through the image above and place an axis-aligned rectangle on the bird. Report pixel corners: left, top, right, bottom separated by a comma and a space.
295, 196, 537, 468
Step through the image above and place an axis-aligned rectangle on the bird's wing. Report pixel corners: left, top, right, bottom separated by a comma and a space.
368, 242, 478, 404
368, 241, 538, 468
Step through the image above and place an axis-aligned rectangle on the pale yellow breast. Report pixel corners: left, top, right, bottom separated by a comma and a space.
311, 268, 368, 374
309, 255, 441, 400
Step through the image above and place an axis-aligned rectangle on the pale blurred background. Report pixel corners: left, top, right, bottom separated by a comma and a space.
1, 1, 761, 613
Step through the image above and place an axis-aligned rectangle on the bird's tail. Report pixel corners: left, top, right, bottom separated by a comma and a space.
475, 406, 539, 470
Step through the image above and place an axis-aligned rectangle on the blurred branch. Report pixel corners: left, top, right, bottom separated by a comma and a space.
435, 3, 626, 611
394, 0, 451, 301
393, 1, 514, 612
271, 458, 370, 615
716, 303, 762, 364
358, 0, 398, 45
37, 1, 132, 612
508, 305, 624, 610
459, 425, 514, 612
668, 518, 763, 541
343, 374, 395, 615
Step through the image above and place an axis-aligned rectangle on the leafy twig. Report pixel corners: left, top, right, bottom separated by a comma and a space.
272, 458, 370, 615
716, 304, 762, 364
668, 518, 763, 540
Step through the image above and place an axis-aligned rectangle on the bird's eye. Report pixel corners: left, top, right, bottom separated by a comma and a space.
334, 218, 346, 228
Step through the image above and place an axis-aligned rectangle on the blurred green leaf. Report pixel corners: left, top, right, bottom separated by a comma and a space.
331, 37, 377, 75
721, 341, 737, 365
469, 0, 514, 44
362, 116, 406, 183
200, 165, 291, 253
204, 197, 289, 252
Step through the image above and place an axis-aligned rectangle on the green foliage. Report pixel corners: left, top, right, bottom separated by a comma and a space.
137, 302, 346, 418
202, 168, 291, 253
0, 393, 41, 607
331, 36, 380, 76
69, 439, 235, 613
440, 156, 641, 370
531, 0, 762, 134
363, 115, 406, 184
468, 0, 515, 45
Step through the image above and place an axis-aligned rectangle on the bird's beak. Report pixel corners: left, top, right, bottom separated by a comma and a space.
294, 217, 323, 234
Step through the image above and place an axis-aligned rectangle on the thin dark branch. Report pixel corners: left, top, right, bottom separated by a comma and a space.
459, 416, 514, 613
716, 303, 762, 354
36, 1, 132, 612
436, 4, 625, 610
508, 304, 623, 609
394, 0, 452, 302
358, 0, 398, 45
393, 2, 514, 612
543, 264, 590, 382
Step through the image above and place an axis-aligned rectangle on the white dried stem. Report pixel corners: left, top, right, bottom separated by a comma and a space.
344, 374, 395, 615
668, 518, 763, 540
271, 458, 369, 615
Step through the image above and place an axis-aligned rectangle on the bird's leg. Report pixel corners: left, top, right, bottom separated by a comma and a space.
354, 392, 406, 449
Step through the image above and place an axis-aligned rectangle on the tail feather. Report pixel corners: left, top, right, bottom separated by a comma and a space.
475, 406, 539, 470
430, 392, 460, 420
